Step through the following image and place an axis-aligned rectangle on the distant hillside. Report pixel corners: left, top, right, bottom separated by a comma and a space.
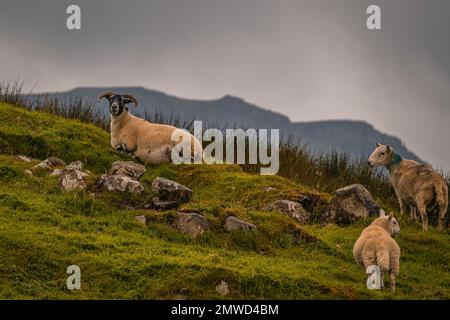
34, 87, 421, 162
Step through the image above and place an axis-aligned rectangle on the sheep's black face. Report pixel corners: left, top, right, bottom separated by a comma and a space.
98, 92, 138, 116
108, 95, 125, 116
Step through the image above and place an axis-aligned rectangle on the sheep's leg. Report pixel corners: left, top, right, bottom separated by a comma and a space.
376, 251, 390, 290
437, 206, 446, 232
389, 273, 396, 292
398, 199, 407, 216
417, 202, 429, 232
116, 144, 127, 152
116, 144, 137, 159
410, 205, 418, 222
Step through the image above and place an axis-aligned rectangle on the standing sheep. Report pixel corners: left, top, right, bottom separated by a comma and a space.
368, 142, 448, 231
98, 92, 203, 164
353, 211, 401, 292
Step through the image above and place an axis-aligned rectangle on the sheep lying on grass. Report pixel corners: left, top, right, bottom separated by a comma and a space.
353, 211, 400, 292
99, 92, 203, 164
368, 142, 448, 231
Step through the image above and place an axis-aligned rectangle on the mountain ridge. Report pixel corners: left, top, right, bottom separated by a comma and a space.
32, 86, 422, 162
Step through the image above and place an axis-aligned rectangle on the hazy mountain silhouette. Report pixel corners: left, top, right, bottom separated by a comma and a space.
35, 86, 421, 162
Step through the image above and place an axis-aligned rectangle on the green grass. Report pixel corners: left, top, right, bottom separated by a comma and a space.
0, 102, 449, 299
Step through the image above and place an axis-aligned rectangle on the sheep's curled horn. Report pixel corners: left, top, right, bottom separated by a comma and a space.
97, 92, 138, 107
97, 91, 114, 101
122, 94, 138, 107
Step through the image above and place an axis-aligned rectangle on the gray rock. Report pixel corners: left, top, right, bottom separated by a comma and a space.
110, 161, 146, 180
17, 155, 33, 163
267, 200, 309, 224
34, 157, 66, 170
173, 212, 209, 237
24, 169, 33, 176
66, 160, 84, 171
216, 280, 230, 296
50, 168, 64, 176
135, 215, 147, 225
224, 216, 256, 232
324, 184, 380, 224
96, 174, 144, 194
60, 169, 87, 192
151, 197, 180, 210
152, 177, 192, 203
297, 193, 323, 213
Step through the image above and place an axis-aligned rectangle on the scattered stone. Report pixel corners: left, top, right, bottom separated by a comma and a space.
66, 160, 83, 171
110, 161, 146, 180
263, 186, 277, 192
324, 184, 380, 224
34, 157, 66, 170
60, 169, 87, 192
152, 177, 192, 203
24, 169, 33, 176
151, 197, 180, 210
96, 174, 144, 194
135, 215, 147, 225
17, 155, 33, 163
267, 200, 309, 224
216, 280, 230, 296
173, 212, 209, 237
224, 216, 257, 232
50, 169, 64, 176
297, 193, 323, 213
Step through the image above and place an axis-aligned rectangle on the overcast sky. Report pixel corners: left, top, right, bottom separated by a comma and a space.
1, 0, 449, 169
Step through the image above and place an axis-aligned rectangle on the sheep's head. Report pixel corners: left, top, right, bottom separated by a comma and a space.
375, 210, 400, 236
368, 142, 394, 168
98, 92, 138, 116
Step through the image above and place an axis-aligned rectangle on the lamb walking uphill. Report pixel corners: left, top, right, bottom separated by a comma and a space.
353, 211, 401, 292
368, 142, 448, 231
99, 92, 203, 164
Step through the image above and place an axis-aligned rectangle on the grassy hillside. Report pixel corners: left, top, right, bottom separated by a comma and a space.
0, 102, 449, 299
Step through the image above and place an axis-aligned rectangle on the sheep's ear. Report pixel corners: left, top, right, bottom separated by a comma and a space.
388, 212, 394, 220
379, 209, 386, 217
386, 145, 392, 152
375, 141, 381, 147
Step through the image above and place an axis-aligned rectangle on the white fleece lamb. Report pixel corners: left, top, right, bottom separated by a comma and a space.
353, 211, 401, 291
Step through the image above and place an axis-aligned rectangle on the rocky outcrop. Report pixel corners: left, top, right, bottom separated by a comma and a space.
224, 216, 256, 232
135, 215, 147, 225
173, 212, 209, 237
324, 184, 380, 224
50, 168, 64, 176
151, 198, 180, 210
152, 177, 192, 205
216, 280, 230, 296
96, 174, 144, 194
60, 169, 88, 192
267, 200, 309, 224
17, 155, 33, 163
297, 193, 323, 213
110, 161, 146, 180
65, 160, 84, 171
34, 157, 66, 170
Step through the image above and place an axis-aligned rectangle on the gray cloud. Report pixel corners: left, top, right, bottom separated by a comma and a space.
1, 0, 449, 169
